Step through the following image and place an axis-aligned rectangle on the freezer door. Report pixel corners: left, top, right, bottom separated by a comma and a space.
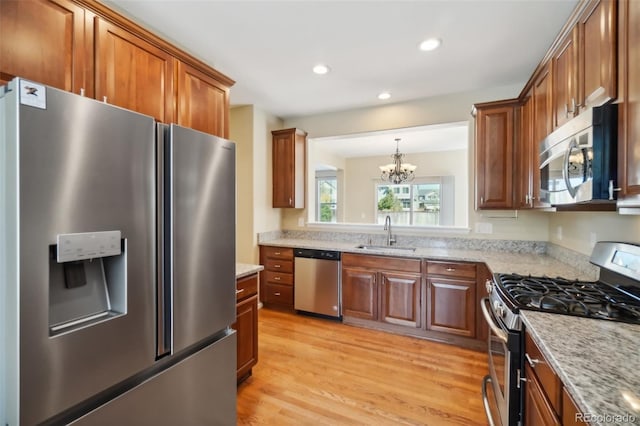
1, 80, 157, 424
70, 332, 237, 426
168, 124, 236, 353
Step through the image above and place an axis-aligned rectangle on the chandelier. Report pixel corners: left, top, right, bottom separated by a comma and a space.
379, 138, 416, 184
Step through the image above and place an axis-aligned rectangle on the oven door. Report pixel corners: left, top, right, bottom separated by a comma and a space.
481, 298, 522, 426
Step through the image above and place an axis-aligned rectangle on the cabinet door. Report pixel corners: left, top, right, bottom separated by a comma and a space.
95, 18, 175, 123
552, 27, 578, 128
427, 277, 476, 337
0, 0, 89, 92
475, 101, 516, 209
618, 0, 640, 198
515, 94, 534, 209
342, 267, 378, 320
579, 0, 617, 109
524, 364, 561, 426
233, 294, 258, 381
177, 61, 229, 138
380, 272, 421, 328
532, 64, 553, 208
272, 128, 306, 208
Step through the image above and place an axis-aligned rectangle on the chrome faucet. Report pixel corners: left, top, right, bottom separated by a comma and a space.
383, 215, 396, 246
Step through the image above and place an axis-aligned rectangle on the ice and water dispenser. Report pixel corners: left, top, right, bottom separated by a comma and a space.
49, 231, 127, 335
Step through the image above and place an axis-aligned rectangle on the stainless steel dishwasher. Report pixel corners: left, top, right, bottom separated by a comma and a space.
294, 248, 341, 319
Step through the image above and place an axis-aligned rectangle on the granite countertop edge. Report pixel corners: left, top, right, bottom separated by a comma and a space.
521, 310, 640, 426
236, 263, 264, 279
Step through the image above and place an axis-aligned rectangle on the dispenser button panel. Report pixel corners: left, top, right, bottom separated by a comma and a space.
57, 230, 121, 262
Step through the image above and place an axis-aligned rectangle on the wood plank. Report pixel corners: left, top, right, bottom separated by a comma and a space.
237, 309, 488, 425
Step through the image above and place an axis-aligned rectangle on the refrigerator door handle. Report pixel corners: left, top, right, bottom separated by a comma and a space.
156, 124, 171, 358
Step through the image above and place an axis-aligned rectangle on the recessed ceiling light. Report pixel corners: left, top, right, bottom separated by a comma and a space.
419, 38, 442, 52
378, 92, 391, 100
313, 64, 330, 75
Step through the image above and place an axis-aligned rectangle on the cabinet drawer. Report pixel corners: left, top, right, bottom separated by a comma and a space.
263, 283, 294, 306
427, 261, 476, 279
342, 253, 421, 273
236, 274, 258, 301
264, 258, 293, 273
525, 331, 562, 415
264, 270, 293, 286
262, 246, 293, 260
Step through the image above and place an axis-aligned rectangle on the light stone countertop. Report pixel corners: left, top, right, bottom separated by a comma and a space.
521, 311, 640, 426
235, 263, 264, 279
260, 238, 595, 281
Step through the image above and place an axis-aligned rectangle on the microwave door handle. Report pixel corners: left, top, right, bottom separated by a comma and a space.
563, 138, 579, 198
480, 297, 508, 343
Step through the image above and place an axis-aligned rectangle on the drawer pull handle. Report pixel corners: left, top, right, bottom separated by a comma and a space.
236, 289, 245, 295
274, 292, 281, 296
274, 264, 281, 268
274, 276, 281, 281
275, 252, 281, 255
525, 353, 541, 368
446, 268, 456, 272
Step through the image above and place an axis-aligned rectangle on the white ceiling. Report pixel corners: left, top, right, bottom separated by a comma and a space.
105, 0, 578, 119
312, 121, 469, 158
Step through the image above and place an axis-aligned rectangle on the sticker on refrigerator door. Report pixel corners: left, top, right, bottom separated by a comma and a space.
19, 80, 46, 109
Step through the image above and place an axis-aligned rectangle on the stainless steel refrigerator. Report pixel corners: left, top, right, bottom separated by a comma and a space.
0, 78, 236, 425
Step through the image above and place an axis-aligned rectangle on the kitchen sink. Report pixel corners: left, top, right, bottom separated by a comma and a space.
355, 244, 416, 253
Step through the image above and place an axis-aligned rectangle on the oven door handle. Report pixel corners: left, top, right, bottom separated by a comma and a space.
482, 375, 498, 426
480, 297, 508, 343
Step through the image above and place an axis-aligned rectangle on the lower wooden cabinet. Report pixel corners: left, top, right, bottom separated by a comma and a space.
426, 261, 477, 337
233, 273, 259, 383
259, 246, 295, 310
524, 363, 561, 426
342, 254, 421, 328
524, 329, 586, 425
342, 267, 377, 320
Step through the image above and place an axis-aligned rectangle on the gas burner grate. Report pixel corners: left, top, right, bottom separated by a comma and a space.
495, 273, 640, 324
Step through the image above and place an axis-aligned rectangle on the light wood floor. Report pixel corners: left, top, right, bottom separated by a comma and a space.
237, 309, 489, 425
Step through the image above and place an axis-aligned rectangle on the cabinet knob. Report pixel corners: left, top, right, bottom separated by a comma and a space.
274, 264, 281, 268
480, 196, 484, 205
274, 251, 281, 255
274, 292, 281, 296
274, 276, 281, 281
446, 267, 456, 272
289, 197, 292, 206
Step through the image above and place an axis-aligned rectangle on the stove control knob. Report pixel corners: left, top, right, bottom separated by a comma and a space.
493, 301, 506, 318
485, 279, 493, 294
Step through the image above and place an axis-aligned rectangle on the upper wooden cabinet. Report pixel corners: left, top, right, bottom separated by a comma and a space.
551, 0, 616, 129
552, 26, 579, 128
177, 62, 230, 138
0, 0, 234, 138
578, 0, 617, 109
94, 18, 175, 123
0, 0, 89, 93
617, 0, 640, 204
474, 99, 519, 209
515, 93, 534, 209
272, 128, 307, 208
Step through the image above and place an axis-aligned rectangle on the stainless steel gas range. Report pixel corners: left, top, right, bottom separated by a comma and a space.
481, 241, 640, 426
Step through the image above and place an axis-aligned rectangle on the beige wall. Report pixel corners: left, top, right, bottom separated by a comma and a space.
231, 105, 283, 264
548, 212, 640, 256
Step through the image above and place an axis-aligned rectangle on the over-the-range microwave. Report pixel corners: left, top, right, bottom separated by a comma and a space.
539, 103, 617, 205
